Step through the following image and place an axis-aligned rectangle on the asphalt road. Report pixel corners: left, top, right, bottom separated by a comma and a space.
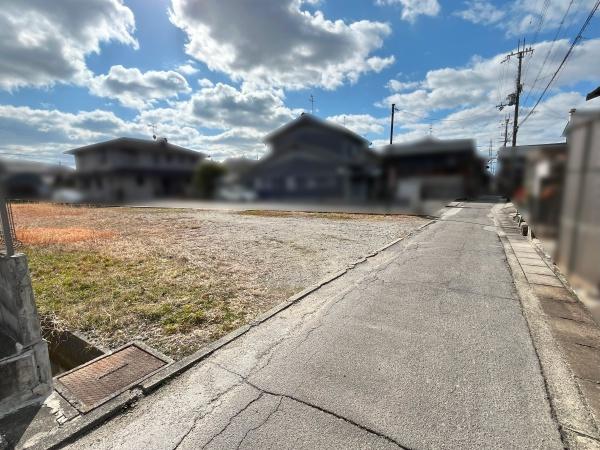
67, 201, 563, 449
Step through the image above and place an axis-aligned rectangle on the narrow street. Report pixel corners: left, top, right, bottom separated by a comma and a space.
66, 201, 564, 449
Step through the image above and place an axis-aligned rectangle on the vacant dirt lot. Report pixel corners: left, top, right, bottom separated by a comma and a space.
14, 203, 428, 359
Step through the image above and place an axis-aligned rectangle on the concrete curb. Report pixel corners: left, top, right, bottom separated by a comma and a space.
36, 217, 437, 450
492, 205, 600, 449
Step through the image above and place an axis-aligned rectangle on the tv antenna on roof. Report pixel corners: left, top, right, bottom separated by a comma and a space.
148, 123, 157, 140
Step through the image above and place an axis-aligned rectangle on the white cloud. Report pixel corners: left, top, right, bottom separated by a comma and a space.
0, 105, 146, 163
134, 82, 302, 156
198, 78, 214, 88
169, 0, 394, 90
376, 0, 441, 22
188, 83, 299, 130
387, 79, 422, 92
454, 0, 505, 25
327, 114, 388, 135
0, 103, 271, 163
176, 62, 199, 75
455, 0, 598, 37
379, 38, 600, 147
388, 92, 599, 150
0, 0, 137, 90
137, 83, 299, 133
380, 39, 600, 113
89, 65, 191, 109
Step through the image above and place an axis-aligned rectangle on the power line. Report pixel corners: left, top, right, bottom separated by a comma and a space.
531, 0, 551, 47
520, 0, 600, 129
521, 0, 576, 112
521, 0, 550, 86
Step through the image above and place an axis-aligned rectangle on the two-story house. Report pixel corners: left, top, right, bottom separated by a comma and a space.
65, 137, 205, 202
248, 113, 379, 201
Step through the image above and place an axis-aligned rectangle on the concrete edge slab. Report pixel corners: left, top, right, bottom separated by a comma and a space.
37, 389, 142, 450
492, 205, 600, 448
31, 217, 437, 450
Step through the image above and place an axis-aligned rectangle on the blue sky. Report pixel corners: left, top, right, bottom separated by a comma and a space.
1, 0, 599, 165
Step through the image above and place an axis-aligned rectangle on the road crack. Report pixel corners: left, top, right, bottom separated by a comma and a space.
211, 362, 413, 449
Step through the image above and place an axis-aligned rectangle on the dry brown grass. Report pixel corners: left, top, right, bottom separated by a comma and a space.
238, 209, 400, 221
12, 203, 87, 220
17, 227, 116, 245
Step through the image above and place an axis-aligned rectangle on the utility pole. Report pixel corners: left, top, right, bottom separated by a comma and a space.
389, 103, 399, 145
309, 94, 315, 114
497, 40, 533, 147
487, 139, 496, 175
502, 115, 511, 147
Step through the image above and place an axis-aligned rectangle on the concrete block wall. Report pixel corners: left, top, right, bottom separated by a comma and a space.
0, 254, 52, 418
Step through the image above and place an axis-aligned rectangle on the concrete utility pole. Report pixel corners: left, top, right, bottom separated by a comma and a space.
309, 94, 315, 114
497, 40, 533, 147
487, 139, 493, 175
389, 103, 400, 145
502, 115, 511, 147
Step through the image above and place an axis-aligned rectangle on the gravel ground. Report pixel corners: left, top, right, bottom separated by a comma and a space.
14, 204, 428, 358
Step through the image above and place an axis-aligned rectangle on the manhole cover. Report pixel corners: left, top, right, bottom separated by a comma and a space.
55, 343, 169, 413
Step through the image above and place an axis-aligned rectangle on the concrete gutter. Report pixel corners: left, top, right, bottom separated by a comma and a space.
33, 218, 436, 450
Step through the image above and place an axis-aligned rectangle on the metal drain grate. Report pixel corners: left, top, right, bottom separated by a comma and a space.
55, 343, 168, 413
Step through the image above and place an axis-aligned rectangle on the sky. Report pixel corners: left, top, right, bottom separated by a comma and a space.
1, 0, 599, 166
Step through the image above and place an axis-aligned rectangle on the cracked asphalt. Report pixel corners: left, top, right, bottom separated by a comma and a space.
66, 201, 564, 449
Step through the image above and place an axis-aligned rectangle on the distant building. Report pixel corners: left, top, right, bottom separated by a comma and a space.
65, 137, 205, 202
217, 157, 259, 202
496, 143, 566, 203
248, 113, 379, 201
0, 158, 72, 199
381, 137, 485, 203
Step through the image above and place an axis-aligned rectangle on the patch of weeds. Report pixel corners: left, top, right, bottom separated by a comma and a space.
25, 245, 242, 355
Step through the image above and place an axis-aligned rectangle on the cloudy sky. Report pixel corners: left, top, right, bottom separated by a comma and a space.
1, 0, 599, 165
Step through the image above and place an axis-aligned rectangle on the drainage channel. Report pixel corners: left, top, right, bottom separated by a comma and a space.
41, 325, 105, 376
